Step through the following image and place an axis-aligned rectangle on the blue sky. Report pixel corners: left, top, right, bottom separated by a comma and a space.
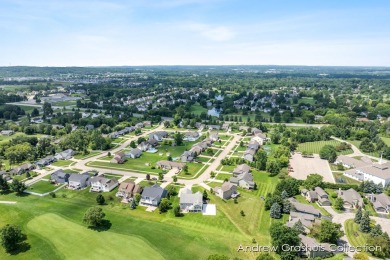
0, 0, 389, 66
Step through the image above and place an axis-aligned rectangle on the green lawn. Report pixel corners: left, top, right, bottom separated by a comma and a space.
51, 160, 74, 167
333, 172, 361, 185
344, 219, 370, 248
190, 103, 207, 115
73, 151, 102, 159
27, 180, 58, 194
297, 140, 353, 155
381, 136, 390, 146
27, 213, 164, 260
12, 172, 38, 182
215, 173, 233, 181
348, 140, 379, 157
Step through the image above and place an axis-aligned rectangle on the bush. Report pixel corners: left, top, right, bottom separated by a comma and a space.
49, 192, 56, 198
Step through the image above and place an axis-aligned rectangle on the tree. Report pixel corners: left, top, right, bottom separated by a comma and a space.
183, 165, 189, 175
319, 145, 337, 163
96, 194, 105, 205
172, 175, 177, 183
282, 199, 291, 214
31, 108, 39, 117
281, 190, 289, 199
0, 175, 9, 193
158, 172, 164, 181
266, 159, 281, 176
269, 223, 300, 259
203, 190, 208, 200
359, 211, 371, 233
158, 198, 171, 213
83, 207, 106, 227
270, 203, 282, 219
292, 220, 305, 234
134, 193, 141, 204
303, 174, 324, 190
173, 206, 182, 217
354, 207, 363, 224
130, 198, 137, 209
42, 102, 53, 117
146, 174, 150, 180
334, 197, 344, 210
10, 179, 26, 195
130, 141, 136, 148
240, 210, 245, 216
0, 224, 26, 253
174, 132, 184, 146
312, 220, 343, 244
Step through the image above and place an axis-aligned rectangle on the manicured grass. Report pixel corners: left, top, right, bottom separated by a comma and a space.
27, 180, 58, 194
333, 172, 361, 184
27, 213, 164, 260
349, 140, 379, 157
297, 140, 353, 155
344, 219, 369, 248
215, 173, 233, 181
51, 160, 74, 167
51, 100, 77, 106
190, 103, 207, 115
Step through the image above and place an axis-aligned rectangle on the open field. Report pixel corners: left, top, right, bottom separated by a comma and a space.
344, 219, 369, 248
27, 213, 164, 260
27, 180, 58, 194
73, 151, 102, 160
190, 103, 207, 115
297, 140, 353, 155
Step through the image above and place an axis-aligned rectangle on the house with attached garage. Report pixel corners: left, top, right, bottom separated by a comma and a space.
90, 176, 118, 192
288, 198, 321, 218
156, 160, 185, 170
110, 152, 126, 164
233, 164, 251, 176
126, 148, 142, 159
137, 141, 151, 152
298, 234, 333, 259
140, 184, 167, 206
116, 181, 139, 200
366, 193, 390, 214
286, 212, 319, 234
180, 151, 194, 162
247, 140, 260, 150
184, 131, 200, 141
35, 156, 56, 168
230, 172, 255, 189
243, 148, 256, 162
11, 163, 35, 175
51, 170, 70, 184
337, 188, 363, 209
179, 188, 203, 212
149, 131, 168, 141
68, 173, 90, 190
209, 132, 219, 142
55, 149, 74, 160
252, 133, 267, 145
214, 182, 238, 200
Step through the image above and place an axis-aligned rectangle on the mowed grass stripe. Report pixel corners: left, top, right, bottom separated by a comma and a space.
27, 213, 164, 260
297, 140, 353, 155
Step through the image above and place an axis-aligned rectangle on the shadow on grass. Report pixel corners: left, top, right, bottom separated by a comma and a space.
9, 242, 31, 255
89, 219, 112, 232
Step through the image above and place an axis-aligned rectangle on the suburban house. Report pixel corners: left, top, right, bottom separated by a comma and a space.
209, 132, 219, 142
208, 125, 221, 131
343, 161, 390, 186
247, 140, 260, 150
137, 141, 151, 152
233, 164, 251, 176
243, 148, 256, 162
147, 138, 158, 147
337, 188, 364, 209
215, 182, 238, 200
116, 181, 140, 199
90, 176, 119, 192
140, 184, 167, 206
298, 234, 333, 259
181, 151, 194, 162
150, 131, 168, 141
110, 152, 126, 164
189, 146, 202, 156
1, 130, 14, 136
11, 163, 35, 175
85, 124, 95, 130
51, 170, 70, 184
156, 160, 185, 170
288, 198, 321, 218
55, 149, 74, 160
179, 188, 203, 212
126, 148, 142, 159
252, 133, 267, 145
68, 173, 90, 190
366, 193, 390, 214
335, 155, 369, 169
36, 156, 56, 167
143, 121, 152, 127
301, 187, 331, 206
286, 212, 318, 234
184, 132, 200, 141
230, 172, 255, 189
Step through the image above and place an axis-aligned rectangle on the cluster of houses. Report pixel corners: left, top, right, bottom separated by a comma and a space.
50, 170, 119, 192
301, 186, 331, 206
110, 131, 168, 164
107, 121, 152, 139
242, 128, 267, 162
336, 155, 390, 187
180, 132, 218, 163
229, 164, 255, 189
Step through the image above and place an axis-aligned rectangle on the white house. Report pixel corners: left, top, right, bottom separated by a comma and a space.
90, 176, 118, 192
179, 188, 203, 212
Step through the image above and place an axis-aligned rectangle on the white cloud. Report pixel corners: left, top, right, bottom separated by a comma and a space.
184, 23, 235, 42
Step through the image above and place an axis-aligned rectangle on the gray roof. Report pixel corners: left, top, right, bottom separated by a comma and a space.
233, 164, 251, 175
289, 198, 321, 216
129, 148, 142, 156
69, 173, 89, 182
336, 155, 369, 168
180, 191, 203, 204
298, 234, 332, 252
314, 187, 328, 198
307, 191, 318, 199
142, 184, 167, 199
338, 188, 363, 206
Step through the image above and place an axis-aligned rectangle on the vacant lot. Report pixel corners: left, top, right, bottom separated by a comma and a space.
27, 213, 164, 260
51, 160, 74, 167
297, 140, 353, 155
290, 153, 335, 183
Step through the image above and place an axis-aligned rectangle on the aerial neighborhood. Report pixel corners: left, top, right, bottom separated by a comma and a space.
0, 66, 389, 260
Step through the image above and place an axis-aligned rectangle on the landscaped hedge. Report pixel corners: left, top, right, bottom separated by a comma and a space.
323, 182, 360, 191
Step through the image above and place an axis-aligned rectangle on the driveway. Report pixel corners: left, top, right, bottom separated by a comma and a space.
289, 153, 335, 183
